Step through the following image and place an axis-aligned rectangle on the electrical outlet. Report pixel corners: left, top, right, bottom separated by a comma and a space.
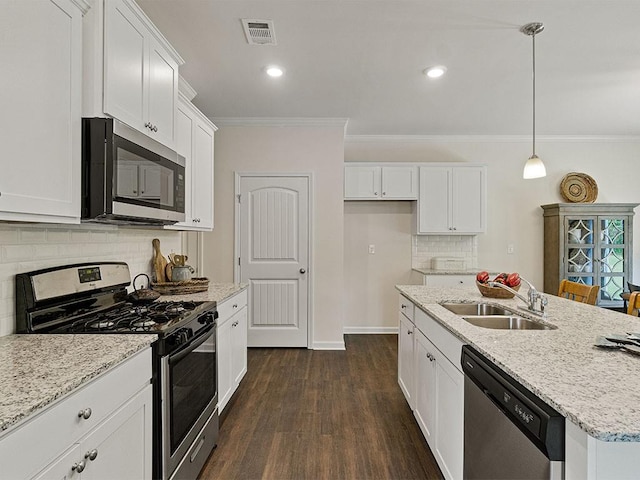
368, 244, 375, 254
507, 244, 515, 254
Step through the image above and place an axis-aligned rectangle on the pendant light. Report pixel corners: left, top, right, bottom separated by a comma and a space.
521, 22, 546, 179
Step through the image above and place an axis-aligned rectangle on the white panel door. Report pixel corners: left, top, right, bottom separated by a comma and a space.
103, 0, 146, 131
452, 167, 485, 233
147, 37, 178, 148
0, 0, 82, 222
191, 121, 215, 229
344, 165, 381, 199
381, 166, 418, 199
418, 167, 450, 233
239, 176, 310, 347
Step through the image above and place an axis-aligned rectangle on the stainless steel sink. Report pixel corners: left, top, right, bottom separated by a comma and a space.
440, 303, 515, 316
462, 315, 556, 330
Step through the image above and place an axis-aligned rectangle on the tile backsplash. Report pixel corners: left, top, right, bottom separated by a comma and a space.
412, 235, 478, 270
0, 223, 181, 336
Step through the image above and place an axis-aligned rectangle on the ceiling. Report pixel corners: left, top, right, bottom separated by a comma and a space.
136, 0, 640, 136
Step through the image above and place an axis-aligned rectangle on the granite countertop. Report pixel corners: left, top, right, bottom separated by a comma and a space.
0, 334, 156, 433
158, 282, 248, 304
396, 284, 640, 442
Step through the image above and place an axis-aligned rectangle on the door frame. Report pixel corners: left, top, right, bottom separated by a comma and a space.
234, 172, 314, 349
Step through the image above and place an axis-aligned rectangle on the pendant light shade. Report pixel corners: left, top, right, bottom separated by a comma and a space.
523, 154, 546, 179
521, 22, 546, 179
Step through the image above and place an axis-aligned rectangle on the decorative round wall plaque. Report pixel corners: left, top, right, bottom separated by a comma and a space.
560, 172, 598, 203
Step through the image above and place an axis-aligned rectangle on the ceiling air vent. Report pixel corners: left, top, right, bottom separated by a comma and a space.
241, 19, 277, 45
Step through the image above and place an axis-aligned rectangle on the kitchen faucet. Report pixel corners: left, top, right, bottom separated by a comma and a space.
488, 277, 548, 317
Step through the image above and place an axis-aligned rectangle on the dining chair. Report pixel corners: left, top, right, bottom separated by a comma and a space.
622, 282, 640, 311
557, 279, 599, 305
627, 292, 640, 316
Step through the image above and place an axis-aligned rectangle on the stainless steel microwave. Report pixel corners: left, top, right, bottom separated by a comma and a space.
82, 117, 185, 225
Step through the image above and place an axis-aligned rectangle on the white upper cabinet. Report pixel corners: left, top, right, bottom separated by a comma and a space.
416, 165, 486, 234
84, 0, 183, 149
344, 164, 418, 200
0, 0, 88, 224
166, 93, 216, 231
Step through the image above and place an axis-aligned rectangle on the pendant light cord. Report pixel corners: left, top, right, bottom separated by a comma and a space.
532, 30, 536, 157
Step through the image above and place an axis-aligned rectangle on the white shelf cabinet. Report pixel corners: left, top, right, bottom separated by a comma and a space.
344, 164, 418, 200
166, 93, 216, 231
84, 0, 184, 150
416, 165, 486, 234
0, 349, 153, 480
0, 0, 87, 224
217, 290, 248, 413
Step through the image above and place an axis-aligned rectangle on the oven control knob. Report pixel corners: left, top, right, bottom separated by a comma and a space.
198, 313, 214, 325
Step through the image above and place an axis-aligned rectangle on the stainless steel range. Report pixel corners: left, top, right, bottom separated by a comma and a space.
16, 262, 218, 480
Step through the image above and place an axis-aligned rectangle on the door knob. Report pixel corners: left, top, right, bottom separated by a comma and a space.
300, 268, 306, 274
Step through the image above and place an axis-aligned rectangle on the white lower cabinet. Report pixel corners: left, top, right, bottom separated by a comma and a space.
0, 349, 152, 480
398, 296, 464, 480
217, 290, 248, 413
398, 310, 415, 409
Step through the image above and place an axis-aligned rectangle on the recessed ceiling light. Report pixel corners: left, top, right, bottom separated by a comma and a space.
265, 65, 284, 77
424, 66, 447, 79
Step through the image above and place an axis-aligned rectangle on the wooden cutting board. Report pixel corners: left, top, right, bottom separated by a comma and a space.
152, 238, 168, 283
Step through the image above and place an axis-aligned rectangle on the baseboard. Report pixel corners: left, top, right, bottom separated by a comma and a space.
343, 326, 399, 334
311, 340, 346, 350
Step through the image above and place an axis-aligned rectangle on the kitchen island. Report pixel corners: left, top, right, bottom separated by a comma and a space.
397, 284, 640, 479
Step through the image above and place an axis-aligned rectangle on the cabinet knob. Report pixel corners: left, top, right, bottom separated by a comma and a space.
232, 321, 239, 327
374, 192, 379, 196
153, 125, 158, 132
78, 407, 92, 420
452, 227, 457, 231
85, 449, 98, 461
382, 192, 386, 196
407, 330, 412, 335
233, 304, 238, 309
401, 304, 407, 309
144, 122, 150, 128
72, 460, 86, 473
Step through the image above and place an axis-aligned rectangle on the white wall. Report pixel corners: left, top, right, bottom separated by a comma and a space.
200, 123, 346, 349
0, 224, 181, 336
344, 136, 640, 329
343, 201, 413, 332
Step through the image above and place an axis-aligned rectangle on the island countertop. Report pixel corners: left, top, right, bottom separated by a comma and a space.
395, 284, 640, 442
0, 334, 156, 433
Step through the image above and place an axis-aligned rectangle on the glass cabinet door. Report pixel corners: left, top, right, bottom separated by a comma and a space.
564, 215, 628, 307
598, 217, 627, 305
565, 217, 596, 286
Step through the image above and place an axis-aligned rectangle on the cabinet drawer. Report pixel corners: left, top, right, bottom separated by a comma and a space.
398, 294, 415, 322
0, 348, 151, 480
414, 308, 463, 370
217, 289, 248, 324
423, 275, 476, 287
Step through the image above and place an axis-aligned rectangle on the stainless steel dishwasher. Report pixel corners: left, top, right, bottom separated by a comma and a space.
461, 345, 565, 480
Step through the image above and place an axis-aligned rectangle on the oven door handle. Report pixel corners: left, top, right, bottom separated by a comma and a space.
169, 325, 215, 365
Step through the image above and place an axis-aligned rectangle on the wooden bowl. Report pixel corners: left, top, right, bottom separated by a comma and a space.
476, 281, 520, 299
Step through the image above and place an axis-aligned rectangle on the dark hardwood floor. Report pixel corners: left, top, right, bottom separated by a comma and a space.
199, 334, 443, 480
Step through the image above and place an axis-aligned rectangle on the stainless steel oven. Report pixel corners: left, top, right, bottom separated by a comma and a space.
15, 262, 219, 480
160, 321, 218, 480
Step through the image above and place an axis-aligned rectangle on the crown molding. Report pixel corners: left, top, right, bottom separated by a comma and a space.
178, 75, 197, 102
212, 117, 349, 130
72, 0, 91, 14
345, 134, 640, 143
